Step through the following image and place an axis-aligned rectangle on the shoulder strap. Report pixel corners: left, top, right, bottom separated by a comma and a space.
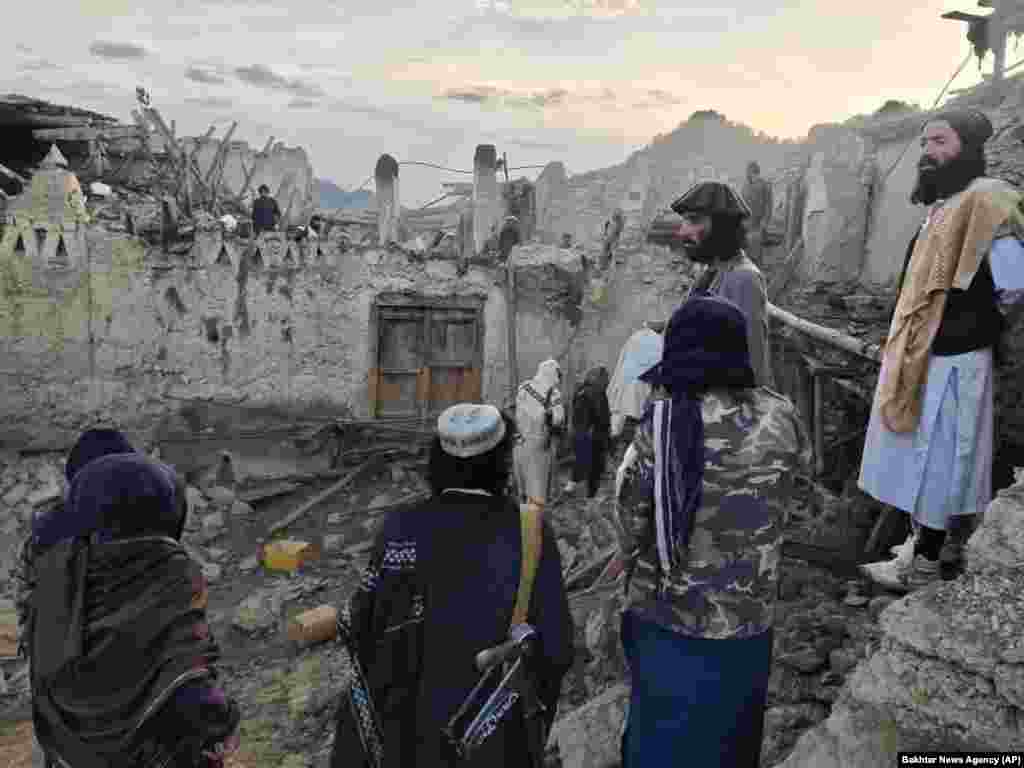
511, 501, 544, 627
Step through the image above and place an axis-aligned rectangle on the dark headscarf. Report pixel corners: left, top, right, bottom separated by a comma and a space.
31, 453, 228, 768
65, 428, 136, 482
65, 453, 184, 541
911, 109, 992, 206
928, 108, 994, 150
638, 295, 755, 572
34, 429, 138, 550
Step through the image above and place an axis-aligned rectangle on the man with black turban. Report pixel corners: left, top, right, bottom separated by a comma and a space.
859, 108, 1024, 591
670, 180, 773, 387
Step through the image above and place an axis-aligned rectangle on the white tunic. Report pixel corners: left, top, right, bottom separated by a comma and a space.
858, 235, 1024, 528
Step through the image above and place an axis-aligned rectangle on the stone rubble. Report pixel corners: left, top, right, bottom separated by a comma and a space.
776, 473, 1024, 767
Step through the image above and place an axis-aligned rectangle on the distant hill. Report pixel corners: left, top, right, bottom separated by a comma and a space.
316, 178, 372, 209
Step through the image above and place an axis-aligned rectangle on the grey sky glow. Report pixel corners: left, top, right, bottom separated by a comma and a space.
1, 0, 991, 206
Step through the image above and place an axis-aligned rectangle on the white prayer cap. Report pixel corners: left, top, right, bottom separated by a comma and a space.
437, 403, 506, 458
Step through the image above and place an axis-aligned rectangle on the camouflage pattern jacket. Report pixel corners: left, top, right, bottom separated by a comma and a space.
615, 387, 811, 640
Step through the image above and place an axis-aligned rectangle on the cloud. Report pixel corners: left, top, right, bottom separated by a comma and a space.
185, 66, 226, 85
18, 60, 60, 72
476, 0, 644, 20
507, 137, 571, 152
234, 64, 322, 97
89, 40, 148, 59
442, 84, 570, 109
288, 98, 318, 109
185, 96, 234, 108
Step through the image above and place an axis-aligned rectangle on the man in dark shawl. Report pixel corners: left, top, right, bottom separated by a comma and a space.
565, 366, 612, 498
672, 180, 773, 387
27, 452, 241, 768
614, 296, 810, 767
330, 402, 575, 768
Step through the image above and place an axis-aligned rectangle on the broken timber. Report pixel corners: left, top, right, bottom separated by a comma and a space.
267, 455, 384, 535
768, 302, 883, 363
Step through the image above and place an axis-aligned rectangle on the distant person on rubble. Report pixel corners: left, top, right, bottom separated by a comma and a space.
514, 359, 566, 507
251, 183, 281, 236
858, 108, 1024, 591
741, 161, 772, 265
673, 179, 773, 388
614, 296, 810, 768
23, 444, 241, 768
329, 403, 574, 767
564, 366, 611, 498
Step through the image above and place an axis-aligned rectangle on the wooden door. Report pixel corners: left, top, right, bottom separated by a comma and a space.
426, 308, 482, 415
375, 307, 426, 417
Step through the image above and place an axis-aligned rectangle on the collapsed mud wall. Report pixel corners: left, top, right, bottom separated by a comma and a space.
184, 138, 317, 226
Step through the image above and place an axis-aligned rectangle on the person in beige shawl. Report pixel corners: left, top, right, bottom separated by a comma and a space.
859, 109, 1024, 591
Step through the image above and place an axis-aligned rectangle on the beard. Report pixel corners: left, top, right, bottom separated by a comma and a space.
911, 146, 986, 206
685, 214, 745, 264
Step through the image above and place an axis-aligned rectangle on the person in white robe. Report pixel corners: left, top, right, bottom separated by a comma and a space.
514, 359, 565, 505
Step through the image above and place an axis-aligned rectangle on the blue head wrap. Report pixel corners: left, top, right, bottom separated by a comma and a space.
638, 294, 755, 573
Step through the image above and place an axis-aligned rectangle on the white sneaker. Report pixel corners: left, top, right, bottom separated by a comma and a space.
861, 557, 910, 590
563, 481, 579, 494
889, 532, 917, 565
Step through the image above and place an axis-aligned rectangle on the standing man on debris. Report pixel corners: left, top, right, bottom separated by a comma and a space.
564, 366, 612, 498
672, 180, 774, 387
251, 184, 281, 236
614, 296, 810, 768
514, 359, 566, 508
741, 162, 772, 265
859, 108, 1024, 591
329, 403, 574, 767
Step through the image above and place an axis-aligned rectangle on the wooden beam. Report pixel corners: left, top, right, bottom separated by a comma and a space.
236, 136, 274, 202
32, 125, 142, 142
281, 188, 298, 226
203, 121, 238, 189
767, 302, 883, 362
0, 162, 29, 185
267, 456, 383, 535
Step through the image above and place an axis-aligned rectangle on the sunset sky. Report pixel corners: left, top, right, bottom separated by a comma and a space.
0, 0, 996, 206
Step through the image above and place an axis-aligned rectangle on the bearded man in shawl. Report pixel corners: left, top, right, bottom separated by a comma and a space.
514, 359, 565, 506
564, 366, 611, 498
26, 450, 241, 768
329, 403, 574, 767
858, 108, 1024, 592
614, 296, 810, 768
669, 180, 773, 388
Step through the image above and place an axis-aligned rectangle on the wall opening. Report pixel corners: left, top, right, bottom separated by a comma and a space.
370, 293, 484, 418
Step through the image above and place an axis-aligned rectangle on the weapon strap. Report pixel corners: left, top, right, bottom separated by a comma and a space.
511, 500, 544, 627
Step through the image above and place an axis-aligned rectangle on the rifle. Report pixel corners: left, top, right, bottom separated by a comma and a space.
442, 624, 549, 768
442, 501, 549, 766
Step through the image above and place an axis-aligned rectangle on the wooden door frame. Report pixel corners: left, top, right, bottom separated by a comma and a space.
369, 292, 486, 418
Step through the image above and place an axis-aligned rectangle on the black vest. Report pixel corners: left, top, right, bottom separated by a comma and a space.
892, 229, 1003, 358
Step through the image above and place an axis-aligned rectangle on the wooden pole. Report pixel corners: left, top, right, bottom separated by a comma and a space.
506, 262, 519, 409
766, 301, 882, 362
267, 456, 382, 535
202, 121, 238, 189
236, 136, 275, 203
280, 188, 298, 228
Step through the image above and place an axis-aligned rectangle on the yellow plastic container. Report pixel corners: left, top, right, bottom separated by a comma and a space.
263, 539, 316, 573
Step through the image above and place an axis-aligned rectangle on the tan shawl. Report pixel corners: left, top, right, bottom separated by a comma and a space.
878, 177, 1024, 433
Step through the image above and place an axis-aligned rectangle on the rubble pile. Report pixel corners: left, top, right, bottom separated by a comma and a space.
777, 472, 1024, 766
0, 451, 63, 705
545, 478, 889, 768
